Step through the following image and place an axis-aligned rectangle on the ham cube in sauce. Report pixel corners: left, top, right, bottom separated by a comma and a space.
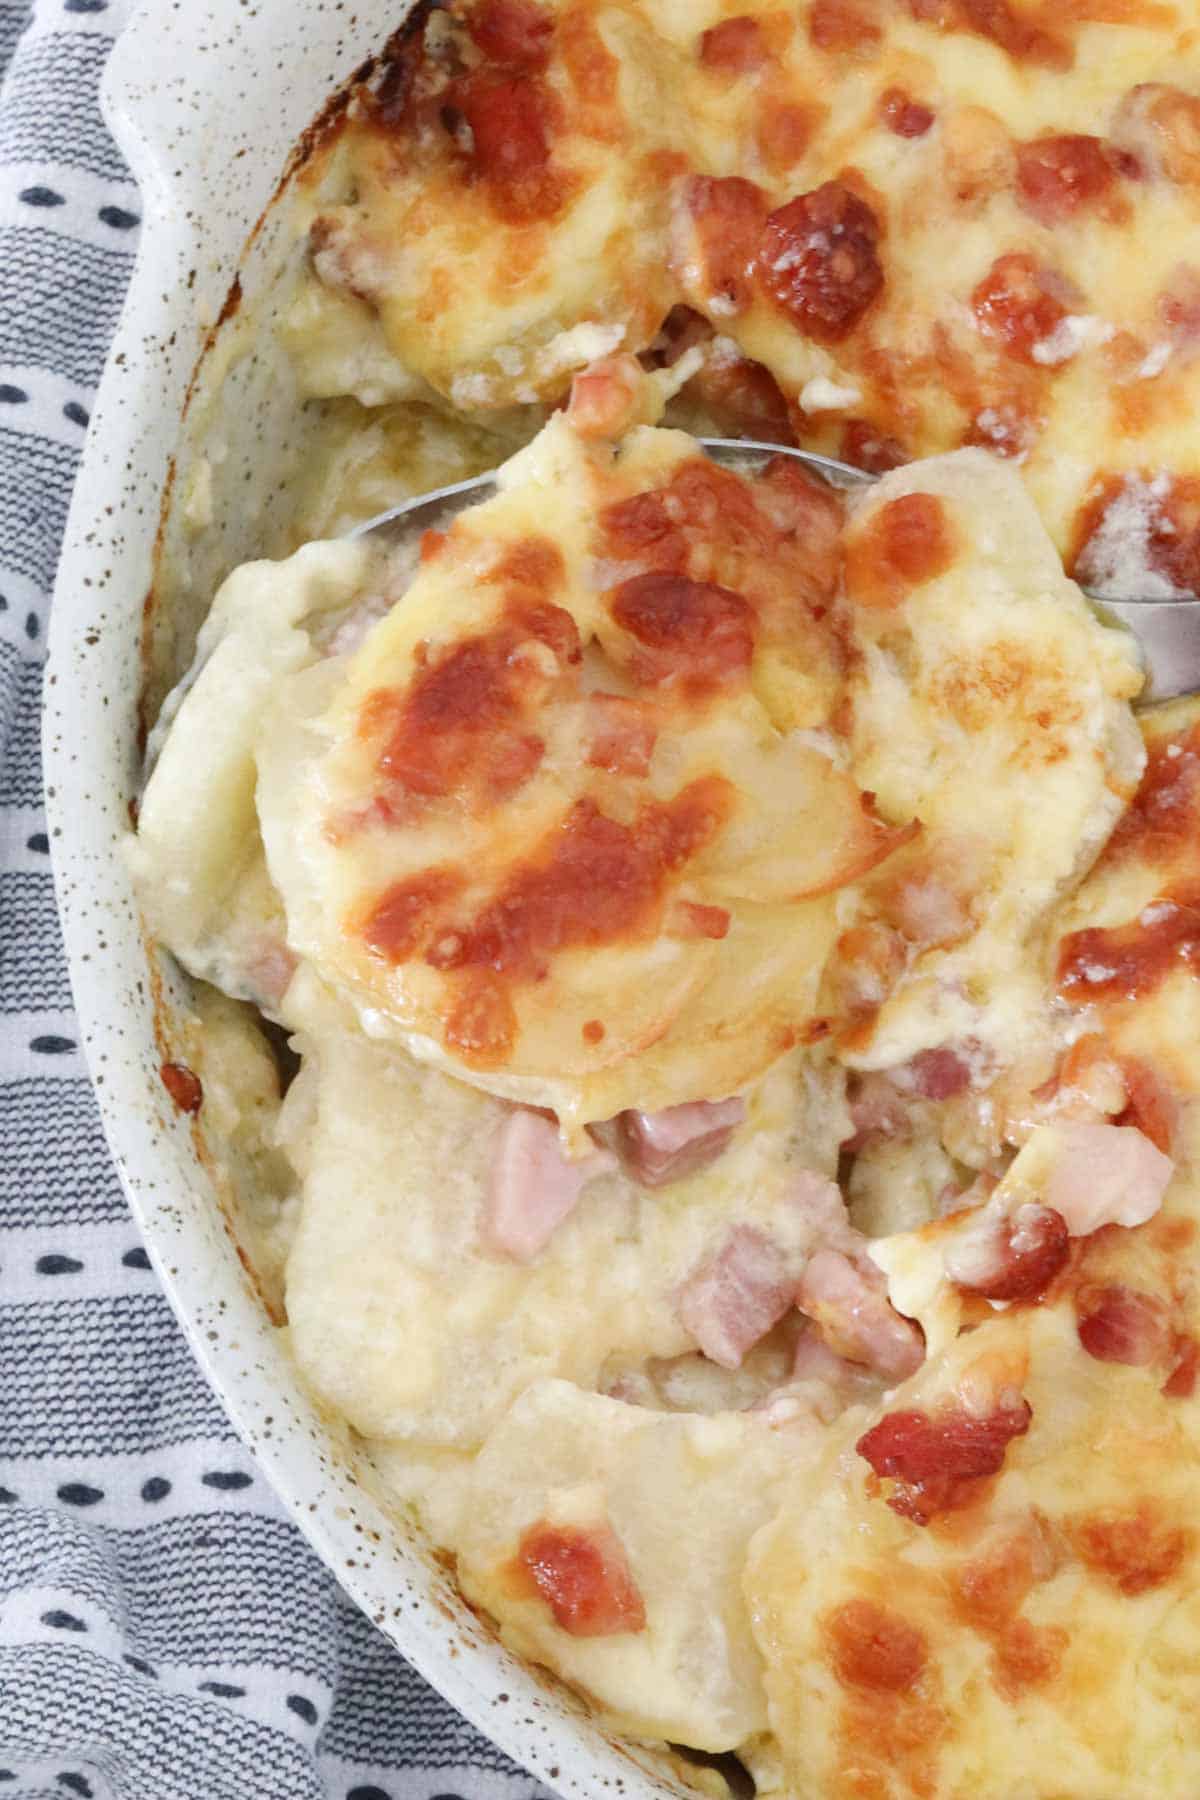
615, 1096, 746, 1188
483, 1109, 614, 1262
676, 1225, 793, 1368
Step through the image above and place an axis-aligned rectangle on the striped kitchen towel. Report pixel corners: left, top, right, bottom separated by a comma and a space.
0, 2, 549, 1795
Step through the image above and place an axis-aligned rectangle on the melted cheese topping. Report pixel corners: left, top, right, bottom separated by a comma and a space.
840, 450, 1143, 1072
135, 405, 1200, 1787
288, 0, 1200, 565
746, 1303, 1200, 1800
254, 419, 871, 1125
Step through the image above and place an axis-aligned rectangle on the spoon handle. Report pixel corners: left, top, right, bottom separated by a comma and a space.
1097, 595, 1200, 704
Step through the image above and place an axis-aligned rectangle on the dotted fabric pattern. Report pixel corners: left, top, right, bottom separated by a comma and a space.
0, 3, 550, 1795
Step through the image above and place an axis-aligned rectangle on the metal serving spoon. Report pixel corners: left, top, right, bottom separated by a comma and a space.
353, 436, 1200, 703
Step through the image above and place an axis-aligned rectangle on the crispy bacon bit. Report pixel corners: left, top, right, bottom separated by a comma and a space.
484, 1108, 612, 1262
359, 595, 576, 815
1072, 1503, 1191, 1596
946, 1204, 1070, 1303
971, 252, 1069, 365
160, 1061, 203, 1115
901, 1046, 973, 1100
809, 0, 882, 50
584, 693, 657, 776
361, 868, 466, 964
698, 14, 767, 71
1076, 1283, 1169, 1366
676, 1224, 793, 1367
857, 1398, 1032, 1524
824, 1598, 927, 1693
517, 1520, 647, 1635
844, 492, 956, 608
451, 71, 566, 223
879, 87, 934, 137
797, 1249, 925, 1380
601, 456, 776, 572
610, 573, 755, 694
567, 353, 647, 440
467, 0, 553, 66
617, 1096, 746, 1188
841, 418, 907, 473
676, 174, 769, 317
1058, 891, 1200, 1006
759, 181, 884, 343
1015, 134, 1121, 224
427, 778, 732, 982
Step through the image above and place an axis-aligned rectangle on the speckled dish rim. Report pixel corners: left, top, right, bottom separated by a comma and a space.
41, 5, 700, 1797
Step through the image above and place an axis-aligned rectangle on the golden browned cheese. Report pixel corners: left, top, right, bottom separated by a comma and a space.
741, 699, 1200, 1800
287, 0, 1200, 565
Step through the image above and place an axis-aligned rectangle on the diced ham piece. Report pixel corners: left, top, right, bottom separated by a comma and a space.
616, 1096, 745, 1188
897, 1046, 974, 1100
517, 1519, 647, 1636
243, 936, 299, 1011
945, 1202, 1070, 1303
796, 1248, 925, 1382
844, 1069, 910, 1149
483, 1109, 613, 1263
788, 1168, 856, 1243
676, 1224, 793, 1368
1043, 1122, 1173, 1236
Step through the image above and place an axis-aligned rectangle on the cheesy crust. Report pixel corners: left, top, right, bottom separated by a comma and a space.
287, 0, 1200, 574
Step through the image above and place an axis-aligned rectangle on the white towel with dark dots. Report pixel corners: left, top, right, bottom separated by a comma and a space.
0, 3, 550, 1796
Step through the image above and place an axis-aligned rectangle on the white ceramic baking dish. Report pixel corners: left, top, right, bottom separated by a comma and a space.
42, 4, 707, 1795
